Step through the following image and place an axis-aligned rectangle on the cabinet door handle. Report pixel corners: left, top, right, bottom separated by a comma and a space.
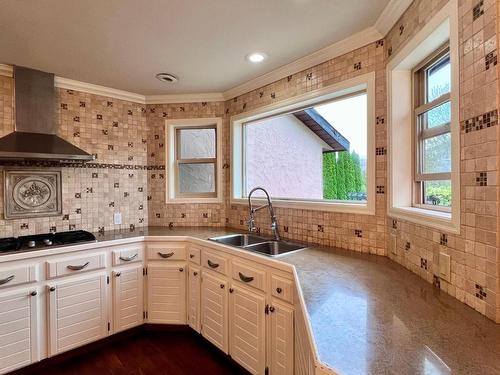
179, 268, 184, 272
158, 252, 174, 258
229, 288, 234, 293
67, 261, 90, 271
269, 306, 275, 313
220, 284, 225, 289
276, 287, 282, 294
238, 272, 254, 283
193, 271, 198, 276
207, 259, 219, 269
30, 290, 37, 296
0, 275, 14, 285
49, 286, 56, 292
119, 253, 138, 262
116, 272, 121, 277
190, 254, 195, 259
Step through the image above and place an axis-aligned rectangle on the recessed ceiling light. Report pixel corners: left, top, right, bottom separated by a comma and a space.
155, 73, 178, 83
246, 52, 267, 63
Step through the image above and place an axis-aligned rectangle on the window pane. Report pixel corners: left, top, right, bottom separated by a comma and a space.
427, 56, 450, 102
244, 93, 367, 202
423, 180, 451, 207
423, 133, 451, 174
179, 128, 215, 159
179, 163, 215, 193
419, 101, 450, 129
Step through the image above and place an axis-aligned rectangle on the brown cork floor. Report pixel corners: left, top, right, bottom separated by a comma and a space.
11, 328, 250, 375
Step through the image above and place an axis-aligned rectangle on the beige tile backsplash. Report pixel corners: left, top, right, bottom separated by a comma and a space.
0, 0, 498, 322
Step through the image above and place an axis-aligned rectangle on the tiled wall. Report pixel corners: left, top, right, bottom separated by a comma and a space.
384, 0, 499, 322
0, 75, 149, 236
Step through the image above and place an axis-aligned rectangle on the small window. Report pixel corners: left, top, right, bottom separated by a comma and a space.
166, 118, 222, 202
413, 45, 451, 210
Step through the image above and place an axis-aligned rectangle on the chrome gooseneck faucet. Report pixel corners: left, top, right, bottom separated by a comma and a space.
247, 187, 281, 241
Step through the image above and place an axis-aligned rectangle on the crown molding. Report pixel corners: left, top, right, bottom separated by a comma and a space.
145, 92, 225, 104
222, 26, 383, 100
0, 0, 410, 104
0, 64, 13, 77
54, 77, 146, 104
374, 0, 413, 36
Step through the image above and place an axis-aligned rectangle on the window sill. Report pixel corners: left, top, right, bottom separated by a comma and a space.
231, 198, 375, 215
389, 206, 459, 234
167, 197, 223, 204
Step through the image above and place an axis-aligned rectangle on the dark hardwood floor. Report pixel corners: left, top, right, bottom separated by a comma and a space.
12, 328, 251, 375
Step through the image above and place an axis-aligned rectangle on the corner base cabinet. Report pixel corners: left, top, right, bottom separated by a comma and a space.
147, 263, 186, 324
201, 270, 228, 354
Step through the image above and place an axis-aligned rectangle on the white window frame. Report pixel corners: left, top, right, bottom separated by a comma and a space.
230, 72, 376, 215
166, 117, 223, 204
387, 0, 460, 233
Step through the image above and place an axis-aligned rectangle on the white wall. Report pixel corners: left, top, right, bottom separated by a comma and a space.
244, 114, 329, 199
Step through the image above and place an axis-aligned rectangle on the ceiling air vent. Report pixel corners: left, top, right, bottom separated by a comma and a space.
155, 73, 178, 83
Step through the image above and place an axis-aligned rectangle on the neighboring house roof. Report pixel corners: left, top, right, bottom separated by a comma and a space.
293, 108, 350, 152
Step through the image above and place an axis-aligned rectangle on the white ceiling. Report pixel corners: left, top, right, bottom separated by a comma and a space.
0, 0, 391, 95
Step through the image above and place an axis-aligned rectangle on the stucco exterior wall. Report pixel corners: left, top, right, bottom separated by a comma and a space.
245, 114, 329, 200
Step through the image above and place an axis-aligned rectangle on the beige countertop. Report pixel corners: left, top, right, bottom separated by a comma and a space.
2, 226, 499, 374
280, 246, 500, 375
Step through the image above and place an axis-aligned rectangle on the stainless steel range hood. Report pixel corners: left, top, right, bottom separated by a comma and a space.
0, 67, 95, 162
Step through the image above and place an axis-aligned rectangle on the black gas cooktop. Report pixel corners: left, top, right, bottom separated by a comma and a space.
0, 230, 97, 254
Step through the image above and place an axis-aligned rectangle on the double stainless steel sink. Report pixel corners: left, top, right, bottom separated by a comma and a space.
208, 233, 306, 257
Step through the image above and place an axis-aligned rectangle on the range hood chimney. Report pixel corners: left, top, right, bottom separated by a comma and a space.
0, 66, 95, 162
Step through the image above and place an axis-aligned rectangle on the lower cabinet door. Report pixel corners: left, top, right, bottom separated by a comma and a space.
47, 273, 108, 356
229, 285, 266, 375
0, 287, 39, 374
187, 265, 201, 333
269, 300, 294, 375
200, 271, 228, 353
147, 263, 186, 324
113, 264, 144, 333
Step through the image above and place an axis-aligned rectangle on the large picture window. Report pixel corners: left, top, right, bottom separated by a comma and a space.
231, 73, 375, 214
413, 45, 451, 210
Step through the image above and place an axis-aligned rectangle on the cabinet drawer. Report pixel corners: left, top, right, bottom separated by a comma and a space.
46, 253, 106, 279
232, 261, 266, 291
202, 250, 228, 276
112, 247, 143, 266
147, 243, 186, 261
0, 264, 38, 289
188, 246, 201, 265
271, 275, 294, 304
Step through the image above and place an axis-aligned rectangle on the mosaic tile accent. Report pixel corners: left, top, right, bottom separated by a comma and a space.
440, 233, 447, 246
472, 0, 484, 21
476, 172, 487, 186
485, 50, 497, 70
462, 110, 498, 133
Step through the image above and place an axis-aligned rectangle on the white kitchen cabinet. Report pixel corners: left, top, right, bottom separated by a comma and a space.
112, 264, 144, 333
0, 287, 39, 374
229, 285, 266, 375
269, 299, 294, 375
200, 270, 228, 353
47, 273, 108, 356
146, 263, 186, 324
187, 265, 201, 333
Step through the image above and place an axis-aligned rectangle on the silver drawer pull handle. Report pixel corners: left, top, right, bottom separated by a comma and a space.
119, 253, 138, 262
158, 252, 174, 258
239, 272, 254, 283
0, 275, 15, 285
207, 259, 219, 268
67, 262, 90, 271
